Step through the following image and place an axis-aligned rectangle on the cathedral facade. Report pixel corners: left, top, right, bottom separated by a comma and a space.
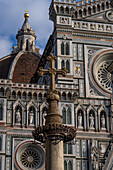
0, 0, 113, 170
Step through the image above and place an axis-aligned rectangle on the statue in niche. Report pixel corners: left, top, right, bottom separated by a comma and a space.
42, 110, 47, 125
15, 109, 21, 124
78, 112, 83, 127
29, 110, 34, 125
89, 113, 94, 128
101, 114, 106, 129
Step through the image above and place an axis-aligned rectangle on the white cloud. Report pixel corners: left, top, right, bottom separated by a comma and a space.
0, 36, 13, 58
0, 0, 52, 56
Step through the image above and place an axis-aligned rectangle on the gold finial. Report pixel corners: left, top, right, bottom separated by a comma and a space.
24, 10, 29, 20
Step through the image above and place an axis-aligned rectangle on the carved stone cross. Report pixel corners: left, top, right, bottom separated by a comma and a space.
37, 53, 67, 92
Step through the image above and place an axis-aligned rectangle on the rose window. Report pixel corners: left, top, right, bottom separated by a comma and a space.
97, 61, 112, 92
20, 149, 41, 169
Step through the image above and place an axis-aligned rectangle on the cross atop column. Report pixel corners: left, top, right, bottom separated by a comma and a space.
37, 53, 67, 92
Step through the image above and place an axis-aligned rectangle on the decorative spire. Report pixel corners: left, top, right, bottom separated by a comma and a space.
24, 10, 29, 20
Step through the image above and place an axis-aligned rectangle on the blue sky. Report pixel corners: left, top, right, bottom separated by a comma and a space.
0, 0, 81, 57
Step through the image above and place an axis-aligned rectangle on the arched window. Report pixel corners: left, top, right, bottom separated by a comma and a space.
66, 60, 70, 73
0, 104, 3, 120
5, 88, 11, 97
65, 7, 69, 14
66, 43, 69, 55
70, 7, 74, 14
67, 93, 71, 100
17, 91, 21, 99
61, 42, 64, 55
73, 92, 77, 100
75, 11, 77, 18
102, 3, 105, 10
83, 8, 87, 16
56, 5, 59, 13
106, 2, 109, 9
12, 91, 16, 99
60, 6, 64, 14
33, 93, 37, 100
79, 10, 82, 17
15, 105, 22, 124
0, 88, 4, 96
68, 161, 73, 170
93, 6, 96, 13
62, 107, 66, 124
63, 144, 72, 154
88, 7, 91, 15
61, 60, 65, 68
28, 92, 32, 100
67, 108, 71, 124
26, 39, 29, 51
28, 106, 35, 125
38, 93, 42, 101
62, 92, 66, 100
97, 4, 100, 11
89, 110, 95, 129
22, 92, 26, 100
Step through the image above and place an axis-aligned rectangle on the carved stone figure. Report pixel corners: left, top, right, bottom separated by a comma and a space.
15, 109, 21, 123
89, 114, 94, 128
42, 111, 47, 125
101, 114, 106, 129
29, 111, 34, 124
78, 112, 83, 127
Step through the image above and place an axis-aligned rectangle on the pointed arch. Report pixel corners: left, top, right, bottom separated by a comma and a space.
60, 6, 64, 14
38, 93, 42, 101
28, 92, 32, 100
22, 91, 26, 100
75, 11, 77, 18
93, 5, 96, 13
5, 88, 11, 97
67, 92, 71, 100
12, 91, 16, 99
62, 92, 66, 100
88, 7, 91, 15
97, 4, 100, 11
61, 42, 64, 55
102, 3, 105, 10
33, 92, 37, 100
62, 107, 66, 124
67, 108, 71, 124
66, 60, 70, 73
0, 88, 4, 96
65, 7, 69, 14
61, 60, 65, 68
17, 91, 21, 99
66, 42, 69, 55
83, 8, 87, 16
28, 106, 36, 125
79, 9, 82, 17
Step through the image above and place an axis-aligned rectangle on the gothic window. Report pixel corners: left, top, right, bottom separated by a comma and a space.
5, 88, 11, 97
33, 93, 37, 100
15, 105, 22, 124
61, 60, 65, 68
26, 39, 29, 51
89, 110, 95, 129
56, 6, 59, 13
66, 60, 70, 73
77, 109, 84, 128
93, 6, 96, 13
0, 104, 3, 120
60, 6, 64, 14
73, 92, 77, 100
64, 160, 73, 170
75, 11, 77, 18
38, 93, 42, 101
62, 106, 72, 125
28, 92, 32, 100
88, 7, 91, 15
67, 93, 71, 100
97, 4, 100, 11
83, 8, 87, 16
68, 161, 73, 170
12, 91, 16, 99
66, 43, 69, 55
79, 10, 82, 17
64, 144, 72, 154
22, 92, 26, 100
100, 111, 106, 129
62, 92, 66, 100
102, 3, 105, 10
65, 7, 69, 14
67, 108, 71, 124
44, 93, 47, 101
62, 107, 66, 124
0, 88, 4, 96
106, 2, 109, 9
61, 42, 64, 55
17, 91, 21, 99
70, 7, 74, 14
28, 106, 35, 125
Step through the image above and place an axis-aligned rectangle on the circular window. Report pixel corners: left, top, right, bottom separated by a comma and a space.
91, 50, 113, 94
15, 140, 45, 170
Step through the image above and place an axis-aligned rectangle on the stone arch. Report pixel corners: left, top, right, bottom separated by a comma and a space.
101, 2, 105, 10
60, 6, 64, 14
67, 92, 71, 100
88, 6, 91, 15
66, 60, 70, 73
61, 60, 65, 68
70, 7, 74, 14
61, 42, 64, 55
97, 4, 100, 11
61, 92, 66, 100
65, 6, 69, 14
93, 5, 96, 13
38, 92, 42, 101
33, 92, 37, 100
79, 9, 82, 17
12, 91, 16, 99
22, 91, 26, 100
75, 11, 78, 18
28, 92, 32, 101
5, 87, 11, 97
17, 91, 21, 99
83, 8, 87, 16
